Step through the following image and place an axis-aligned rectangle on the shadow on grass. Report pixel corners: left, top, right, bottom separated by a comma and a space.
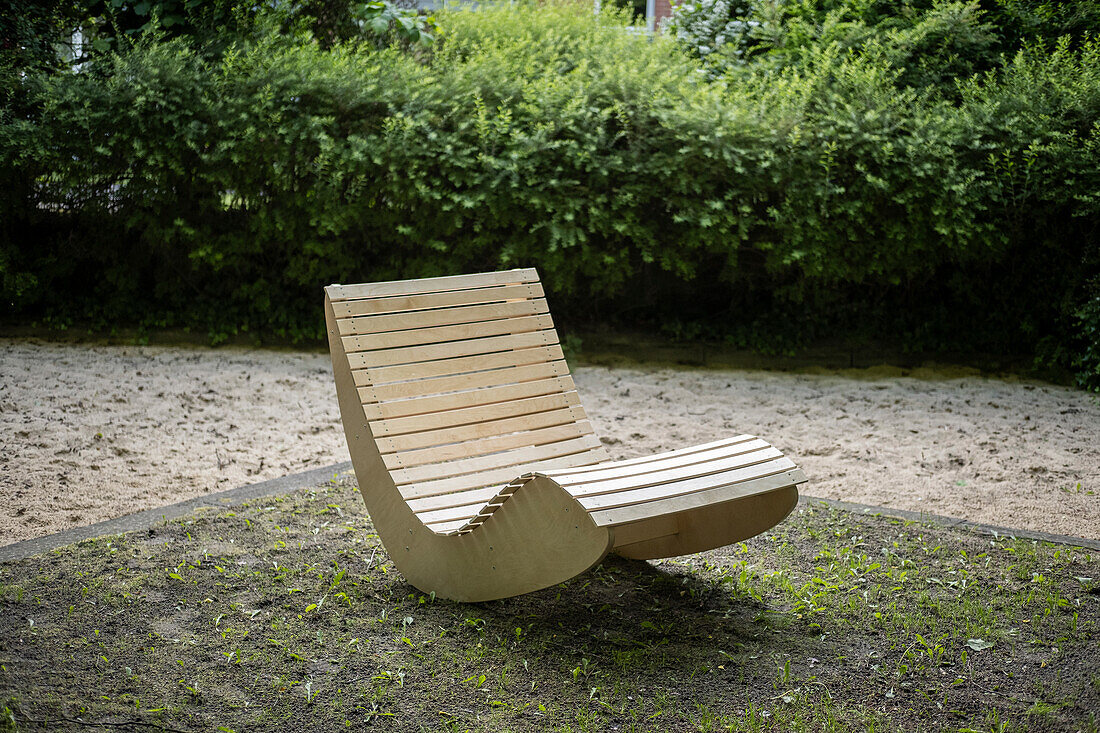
1, 478, 1097, 732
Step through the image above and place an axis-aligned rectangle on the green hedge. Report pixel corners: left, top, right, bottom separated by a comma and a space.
1, 2, 1098, 386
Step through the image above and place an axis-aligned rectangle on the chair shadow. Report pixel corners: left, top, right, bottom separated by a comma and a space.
386, 549, 820, 695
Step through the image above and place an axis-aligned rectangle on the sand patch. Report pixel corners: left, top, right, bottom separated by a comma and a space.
2, 339, 1097, 544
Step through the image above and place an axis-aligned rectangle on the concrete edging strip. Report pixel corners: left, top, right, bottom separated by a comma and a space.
2, 464, 1096, 563
798, 495, 1100, 552
0, 461, 353, 564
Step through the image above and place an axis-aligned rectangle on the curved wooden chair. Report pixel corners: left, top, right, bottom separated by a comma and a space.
325, 269, 806, 601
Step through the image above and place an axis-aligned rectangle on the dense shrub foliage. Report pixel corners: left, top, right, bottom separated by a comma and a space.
1, 1, 1098, 386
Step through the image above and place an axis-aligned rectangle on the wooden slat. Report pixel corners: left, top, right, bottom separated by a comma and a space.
339, 299, 550, 338
370, 392, 582, 437
365, 377, 576, 421
418, 502, 490, 527
347, 331, 558, 369
356, 345, 565, 386
411, 447, 780, 524
552, 438, 771, 487
425, 518, 470, 535
327, 269, 538, 301
545, 435, 756, 478
400, 451, 604, 501
391, 435, 603, 485
419, 476, 541, 528
567, 446, 783, 499
343, 314, 553, 353
408, 436, 801, 534
577, 457, 796, 512
330, 283, 544, 318
384, 421, 594, 469
376, 406, 588, 453
589, 469, 806, 527
362, 361, 570, 402
408, 486, 501, 515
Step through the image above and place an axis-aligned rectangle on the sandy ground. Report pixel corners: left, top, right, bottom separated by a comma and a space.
2, 338, 1098, 546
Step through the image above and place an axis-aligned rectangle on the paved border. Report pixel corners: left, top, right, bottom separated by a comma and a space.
2, 463, 1096, 563
798, 495, 1100, 552
0, 462, 352, 564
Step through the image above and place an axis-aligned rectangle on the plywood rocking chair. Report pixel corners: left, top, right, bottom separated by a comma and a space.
325, 269, 806, 602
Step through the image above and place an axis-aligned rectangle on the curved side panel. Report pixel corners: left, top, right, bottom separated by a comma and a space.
613, 486, 799, 560
398, 476, 613, 602
327, 293, 425, 557
326, 294, 612, 602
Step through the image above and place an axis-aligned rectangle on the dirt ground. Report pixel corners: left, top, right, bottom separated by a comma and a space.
1, 338, 1098, 545
1, 480, 1095, 732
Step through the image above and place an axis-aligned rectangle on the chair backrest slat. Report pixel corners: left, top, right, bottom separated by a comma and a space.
347, 331, 558, 369
357, 345, 565, 386
400, 452, 602, 502
331, 282, 545, 319
387, 420, 596, 469
329, 268, 540, 301
364, 377, 576, 421
339, 299, 550, 337
342, 313, 554, 353
388, 435, 604, 485
375, 406, 588, 453
364, 361, 569, 402
369, 391, 583, 437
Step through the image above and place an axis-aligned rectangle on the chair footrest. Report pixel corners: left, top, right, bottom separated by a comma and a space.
590, 468, 806, 528
548, 436, 806, 525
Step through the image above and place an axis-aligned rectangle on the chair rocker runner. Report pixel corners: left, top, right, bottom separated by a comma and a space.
325, 269, 806, 602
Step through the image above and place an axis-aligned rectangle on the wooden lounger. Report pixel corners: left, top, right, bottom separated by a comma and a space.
325, 269, 806, 601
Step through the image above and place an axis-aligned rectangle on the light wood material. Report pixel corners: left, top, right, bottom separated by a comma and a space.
331, 283, 545, 319
365, 376, 576, 421
358, 345, 565, 385
326, 269, 807, 601
346, 330, 559, 369
340, 302, 550, 342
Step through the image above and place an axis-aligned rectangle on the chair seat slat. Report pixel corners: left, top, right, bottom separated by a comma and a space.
566, 446, 783, 499
407, 486, 502, 515
544, 434, 757, 477
577, 457, 796, 512
588, 469, 805, 527
552, 438, 772, 488
411, 453, 790, 525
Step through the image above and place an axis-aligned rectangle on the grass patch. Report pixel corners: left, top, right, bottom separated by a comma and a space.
0, 479, 1097, 732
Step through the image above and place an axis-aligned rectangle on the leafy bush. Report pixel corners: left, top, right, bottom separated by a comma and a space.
1, 0, 1098, 385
